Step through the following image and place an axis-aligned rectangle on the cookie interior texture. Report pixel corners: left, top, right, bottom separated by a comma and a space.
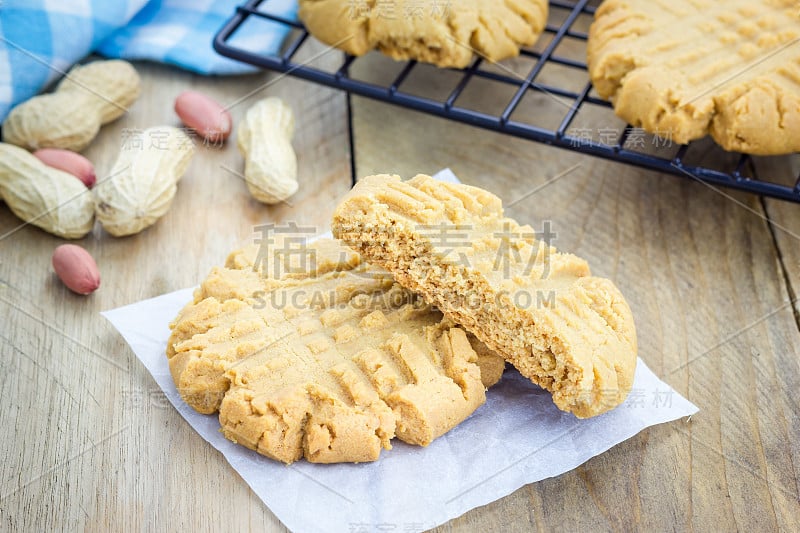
298, 0, 548, 68
587, 0, 800, 155
167, 238, 503, 464
333, 174, 638, 418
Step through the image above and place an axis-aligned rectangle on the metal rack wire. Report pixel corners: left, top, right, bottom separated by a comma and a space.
214, 0, 800, 202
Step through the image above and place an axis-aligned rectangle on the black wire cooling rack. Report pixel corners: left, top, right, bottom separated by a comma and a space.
214, 0, 800, 202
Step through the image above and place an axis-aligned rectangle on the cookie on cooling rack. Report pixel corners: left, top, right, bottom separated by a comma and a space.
167, 238, 504, 464
298, 0, 548, 68
587, 0, 800, 155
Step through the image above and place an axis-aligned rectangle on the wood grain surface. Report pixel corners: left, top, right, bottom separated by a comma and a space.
2, 38, 800, 533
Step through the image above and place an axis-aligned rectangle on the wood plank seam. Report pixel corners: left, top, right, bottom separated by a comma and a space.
761, 197, 800, 332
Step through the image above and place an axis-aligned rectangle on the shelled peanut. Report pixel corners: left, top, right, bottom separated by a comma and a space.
0, 143, 95, 239
34, 148, 96, 188
94, 126, 194, 237
175, 91, 232, 143
52, 244, 100, 295
2, 60, 141, 151
237, 97, 298, 204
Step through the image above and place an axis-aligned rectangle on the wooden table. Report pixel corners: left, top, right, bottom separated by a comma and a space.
2, 46, 799, 531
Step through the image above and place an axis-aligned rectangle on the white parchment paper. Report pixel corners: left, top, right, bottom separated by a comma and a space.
102, 169, 697, 533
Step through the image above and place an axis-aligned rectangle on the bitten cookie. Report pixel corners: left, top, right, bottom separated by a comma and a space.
332, 174, 638, 418
167, 238, 503, 464
587, 0, 800, 155
298, 0, 548, 68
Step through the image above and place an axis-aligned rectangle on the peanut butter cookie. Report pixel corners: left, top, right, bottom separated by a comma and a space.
167, 238, 503, 463
298, 0, 548, 68
333, 174, 638, 418
588, 0, 800, 155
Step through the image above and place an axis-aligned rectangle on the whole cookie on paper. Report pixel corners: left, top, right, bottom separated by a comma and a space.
587, 0, 800, 155
298, 0, 548, 68
167, 238, 504, 464
333, 174, 638, 418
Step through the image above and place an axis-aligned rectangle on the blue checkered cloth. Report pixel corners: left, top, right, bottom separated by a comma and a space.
0, 0, 298, 121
